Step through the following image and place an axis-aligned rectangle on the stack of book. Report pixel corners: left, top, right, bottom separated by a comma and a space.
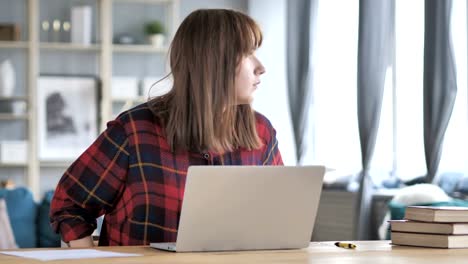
390, 206, 468, 248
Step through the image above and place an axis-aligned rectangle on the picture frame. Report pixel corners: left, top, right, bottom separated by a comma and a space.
0, 23, 20, 41
37, 75, 100, 161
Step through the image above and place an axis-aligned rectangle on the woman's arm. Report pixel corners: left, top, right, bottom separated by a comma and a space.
69, 236, 94, 247
50, 120, 129, 245
262, 126, 283, 165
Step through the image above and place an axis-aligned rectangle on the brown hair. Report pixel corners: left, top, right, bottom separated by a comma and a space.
149, 9, 263, 153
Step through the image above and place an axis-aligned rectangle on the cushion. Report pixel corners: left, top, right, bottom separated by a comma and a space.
37, 190, 61, 247
437, 172, 464, 195
456, 176, 468, 195
388, 183, 468, 221
0, 198, 17, 249
390, 183, 451, 206
0, 187, 37, 248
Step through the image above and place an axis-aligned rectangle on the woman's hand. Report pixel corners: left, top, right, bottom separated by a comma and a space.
68, 236, 94, 247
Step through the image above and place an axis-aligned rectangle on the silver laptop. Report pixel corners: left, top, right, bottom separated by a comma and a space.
150, 165, 325, 252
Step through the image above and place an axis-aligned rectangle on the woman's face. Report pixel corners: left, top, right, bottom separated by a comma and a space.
234, 52, 265, 104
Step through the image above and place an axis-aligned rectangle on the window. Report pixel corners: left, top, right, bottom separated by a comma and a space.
438, 0, 468, 175
383, 0, 426, 181
304, 0, 468, 184
302, 0, 360, 175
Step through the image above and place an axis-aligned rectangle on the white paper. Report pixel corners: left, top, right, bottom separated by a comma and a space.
0, 249, 141, 261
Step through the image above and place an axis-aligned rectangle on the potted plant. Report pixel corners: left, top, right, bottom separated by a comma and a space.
144, 20, 165, 47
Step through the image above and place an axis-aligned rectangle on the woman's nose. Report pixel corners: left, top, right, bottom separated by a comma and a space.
256, 62, 266, 75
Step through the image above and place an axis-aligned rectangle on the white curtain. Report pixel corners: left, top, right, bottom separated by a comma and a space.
438, 0, 468, 176
301, 0, 360, 175
248, 0, 297, 165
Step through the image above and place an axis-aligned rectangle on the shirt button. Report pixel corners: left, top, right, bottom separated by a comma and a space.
203, 153, 210, 159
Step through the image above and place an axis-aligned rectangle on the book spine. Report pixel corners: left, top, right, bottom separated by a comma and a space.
71, 6, 92, 45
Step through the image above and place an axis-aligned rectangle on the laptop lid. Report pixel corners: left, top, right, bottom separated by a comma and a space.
172, 165, 325, 252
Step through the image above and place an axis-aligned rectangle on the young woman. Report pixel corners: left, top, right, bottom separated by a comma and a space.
50, 8, 283, 247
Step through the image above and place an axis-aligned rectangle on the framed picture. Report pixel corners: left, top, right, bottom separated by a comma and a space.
37, 75, 100, 161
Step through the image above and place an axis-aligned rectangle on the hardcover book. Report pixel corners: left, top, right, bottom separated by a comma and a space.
404, 206, 468, 223
390, 220, 468, 235
391, 231, 468, 248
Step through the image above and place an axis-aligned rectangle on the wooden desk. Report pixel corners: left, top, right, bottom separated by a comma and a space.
1, 241, 466, 264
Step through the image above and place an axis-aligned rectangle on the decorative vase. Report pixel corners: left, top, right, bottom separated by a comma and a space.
0, 60, 16, 97
148, 34, 165, 48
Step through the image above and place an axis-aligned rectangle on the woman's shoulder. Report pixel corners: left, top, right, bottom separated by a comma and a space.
254, 111, 274, 128
254, 111, 275, 142
115, 102, 154, 121
107, 102, 170, 151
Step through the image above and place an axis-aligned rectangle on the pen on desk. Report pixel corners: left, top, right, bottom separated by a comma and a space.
334, 242, 357, 249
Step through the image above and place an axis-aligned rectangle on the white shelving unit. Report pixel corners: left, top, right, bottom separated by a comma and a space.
39, 42, 102, 51
0, 0, 179, 199
0, 96, 29, 100
0, 41, 29, 49
112, 44, 167, 53
0, 114, 29, 120
0, 163, 28, 168
40, 161, 74, 168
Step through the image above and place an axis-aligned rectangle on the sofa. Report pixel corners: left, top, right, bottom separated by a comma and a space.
0, 187, 60, 248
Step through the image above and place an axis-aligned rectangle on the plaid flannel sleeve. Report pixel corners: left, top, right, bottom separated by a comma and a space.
50, 120, 129, 242
262, 124, 284, 166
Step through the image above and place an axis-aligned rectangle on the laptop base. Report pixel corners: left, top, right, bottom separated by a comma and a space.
150, 242, 177, 252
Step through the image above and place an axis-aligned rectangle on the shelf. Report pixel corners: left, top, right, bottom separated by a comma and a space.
112, 97, 147, 103
0, 96, 28, 101
0, 41, 29, 49
40, 161, 73, 168
113, 0, 173, 4
40, 42, 101, 51
0, 114, 28, 120
112, 44, 168, 53
0, 163, 27, 168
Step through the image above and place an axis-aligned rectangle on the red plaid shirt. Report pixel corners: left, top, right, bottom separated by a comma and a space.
50, 103, 283, 246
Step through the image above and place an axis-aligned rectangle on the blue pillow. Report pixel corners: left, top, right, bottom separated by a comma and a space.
0, 187, 38, 248
37, 190, 61, 247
